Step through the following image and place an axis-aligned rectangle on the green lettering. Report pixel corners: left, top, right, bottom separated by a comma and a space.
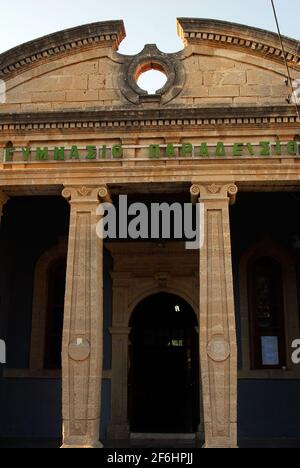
199, 143, 209, 157
181, 143, 193, 157
149, 144, 160, 159
246, 143, 254, 156
22, 147, 31, 161
260, 141, 271, 156
165, 144, 176, 158
69, 146, 80, 159
215, 142, 226, 157
287, 141, 298, 156
35, 147, 49, 161
101, 145, 107, 159
4, 147, 14, 162
112, 145, 123, 159
274, 140, 282, 156
86, 145, 97, 160
233, 143, 244, 157
54, 147, 65, 161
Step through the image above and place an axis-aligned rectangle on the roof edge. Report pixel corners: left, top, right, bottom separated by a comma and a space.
177, 18, 300, 66
0, 20, 126, 79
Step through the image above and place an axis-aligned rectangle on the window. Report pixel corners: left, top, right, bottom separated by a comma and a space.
248, 256, 286, 369
44, 258, 67, 369
137, 69, 168, 95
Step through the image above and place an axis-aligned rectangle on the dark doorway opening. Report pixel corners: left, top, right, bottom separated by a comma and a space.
129, 293, 200, 434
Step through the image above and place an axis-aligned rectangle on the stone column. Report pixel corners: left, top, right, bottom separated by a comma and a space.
61, 185, 111, 449
0, 191, 9, 221
108, 326, 131, 439
191, 183, 238, 449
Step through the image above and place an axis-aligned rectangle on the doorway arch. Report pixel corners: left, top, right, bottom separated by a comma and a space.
128, 292, 200, 434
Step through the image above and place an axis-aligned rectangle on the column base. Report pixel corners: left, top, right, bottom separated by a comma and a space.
61, 440, 103, 449
203, 440, 238, 449
202, 427, 238, 448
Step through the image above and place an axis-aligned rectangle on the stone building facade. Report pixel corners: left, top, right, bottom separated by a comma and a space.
0, 18, 300, 448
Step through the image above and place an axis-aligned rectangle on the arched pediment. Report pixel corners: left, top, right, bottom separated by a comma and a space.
0, 18, 299, 113
0, 21, 125, 80
0, 21, 127, 113
177, 18, 300, 70
175, 18, 300, 108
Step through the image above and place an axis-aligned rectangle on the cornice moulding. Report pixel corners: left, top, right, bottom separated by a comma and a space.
0, 106, 298, 133
177, 18, 300, 69
0, 21, 126, 79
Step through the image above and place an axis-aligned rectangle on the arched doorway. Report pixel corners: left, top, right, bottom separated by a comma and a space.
129, 293, 200, 434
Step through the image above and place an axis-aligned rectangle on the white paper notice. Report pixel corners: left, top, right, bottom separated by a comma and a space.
261, 336, 279, 366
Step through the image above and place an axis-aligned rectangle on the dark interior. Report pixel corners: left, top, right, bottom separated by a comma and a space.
129, 293, 200, 433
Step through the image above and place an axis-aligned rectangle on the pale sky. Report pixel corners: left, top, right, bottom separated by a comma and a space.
0, 0, 299, 93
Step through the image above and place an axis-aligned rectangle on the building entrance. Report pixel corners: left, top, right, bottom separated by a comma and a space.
129, 293, 200, 434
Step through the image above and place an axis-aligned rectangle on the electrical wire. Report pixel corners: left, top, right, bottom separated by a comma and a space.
270, 0, 300, 121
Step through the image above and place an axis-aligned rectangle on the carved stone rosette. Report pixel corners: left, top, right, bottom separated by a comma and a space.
61, 185, 110, 448
191, 183, 238, 448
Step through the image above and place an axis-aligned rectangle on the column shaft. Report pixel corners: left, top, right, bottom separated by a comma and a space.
61, 185, 110, 449
191, 183, 238, 448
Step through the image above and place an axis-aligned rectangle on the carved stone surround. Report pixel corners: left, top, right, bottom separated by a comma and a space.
106, 242, 200, 440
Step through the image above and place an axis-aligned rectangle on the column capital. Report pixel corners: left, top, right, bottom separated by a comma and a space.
0, 191, 9, 219
190, 183, 238, 205
62, 185, 111, 204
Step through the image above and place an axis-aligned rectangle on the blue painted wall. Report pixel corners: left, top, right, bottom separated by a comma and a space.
0, 379, 62, 438
238, 380, 300, 438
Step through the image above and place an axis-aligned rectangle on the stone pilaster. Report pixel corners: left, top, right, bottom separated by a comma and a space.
107, 326, 131, 439
0, 191, 9, 221
190, 183, 238, 449
61, 185, 111, 449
